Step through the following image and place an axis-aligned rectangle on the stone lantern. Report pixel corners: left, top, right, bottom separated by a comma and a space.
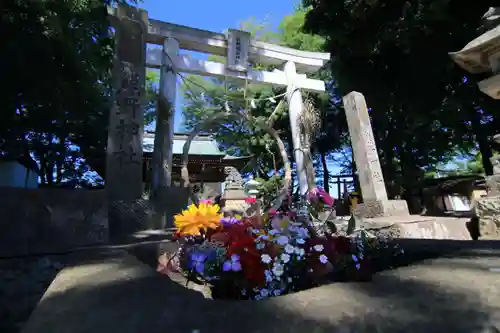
449, 8, 500, 99
449, 7, 500, 239
244, 176, 260, 198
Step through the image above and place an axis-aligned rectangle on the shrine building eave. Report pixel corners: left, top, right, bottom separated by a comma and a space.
142, 131, 250, 166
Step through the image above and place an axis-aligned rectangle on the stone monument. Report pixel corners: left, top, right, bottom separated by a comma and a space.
489, 134, 500, 195
220, 166, 248, 213
106, 5, 148, 239
449, 8, 500, 239
473, 135, 500, 239
342, 91, 409, 218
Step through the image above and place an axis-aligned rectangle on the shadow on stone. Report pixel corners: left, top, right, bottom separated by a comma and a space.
20, 240, 500, 333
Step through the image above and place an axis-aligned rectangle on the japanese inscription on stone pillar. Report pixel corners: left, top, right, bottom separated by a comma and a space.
106, 5, 147, 203
343, 91, 388, 202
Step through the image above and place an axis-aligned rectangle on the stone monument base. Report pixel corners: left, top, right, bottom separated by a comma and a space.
474, 195, 500, 239
220, 189, 249, 214
486, 174, 500, 195
353, 199, 409, 218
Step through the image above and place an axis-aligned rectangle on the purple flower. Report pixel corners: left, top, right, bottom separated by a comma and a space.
189, 252, 207, 274
222, 254, 242, 272
220, 216, 241, 227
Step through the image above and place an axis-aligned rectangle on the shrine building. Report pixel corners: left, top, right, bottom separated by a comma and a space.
141, 131, 248, 198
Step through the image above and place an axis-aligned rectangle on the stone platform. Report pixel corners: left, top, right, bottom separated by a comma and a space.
333, 215, 474, 240
353, 199, 409, 218
363, 215, 473, 240
20, 240, 500, 333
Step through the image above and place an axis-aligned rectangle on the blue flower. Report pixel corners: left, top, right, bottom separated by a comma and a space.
189, 252, 207, 274
222, 254, 242, 272
220, 216, 242, 227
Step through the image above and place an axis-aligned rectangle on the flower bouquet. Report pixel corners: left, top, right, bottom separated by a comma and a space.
157, 188, 404, 300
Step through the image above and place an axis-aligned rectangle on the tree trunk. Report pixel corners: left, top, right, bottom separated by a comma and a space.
39, 155, 46, 185
320, 152, 330, 193
470, 106, 493, 175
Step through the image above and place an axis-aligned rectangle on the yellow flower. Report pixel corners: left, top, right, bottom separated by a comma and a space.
174, 202, 223, 236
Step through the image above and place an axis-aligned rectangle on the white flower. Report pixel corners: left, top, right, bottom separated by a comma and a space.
284, 244, 295, 254
319, 254, 328, 264
276, 235, 289, 246
281, 253, 291, 263
264, 270, 273, 282
260, 288, 270, 298
313, 244, 324, 252
296, 238, 305, 244
272, 263, 284, 277
256, 242, 265, 250
295, 247, 305, 256
273, 289, 281, 296
261, 254, 272, 264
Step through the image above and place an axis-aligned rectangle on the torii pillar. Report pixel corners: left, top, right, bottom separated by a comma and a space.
106, 5, 148, 239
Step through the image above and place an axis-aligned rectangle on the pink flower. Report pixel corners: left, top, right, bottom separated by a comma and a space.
268, 208, 278, 216
200, 199, 213, 204
308, 187, 334, 207
245, 197, 257, 204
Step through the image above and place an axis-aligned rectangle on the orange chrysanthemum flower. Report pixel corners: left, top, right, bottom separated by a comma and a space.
174, 202, 223, 236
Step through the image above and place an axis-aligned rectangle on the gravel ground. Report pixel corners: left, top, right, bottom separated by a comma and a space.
0, 255, 69, 333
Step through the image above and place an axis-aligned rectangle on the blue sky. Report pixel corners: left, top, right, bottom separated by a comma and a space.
140, 0, 346, 195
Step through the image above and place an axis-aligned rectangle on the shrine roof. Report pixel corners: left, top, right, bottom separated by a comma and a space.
142, 131, 225, 156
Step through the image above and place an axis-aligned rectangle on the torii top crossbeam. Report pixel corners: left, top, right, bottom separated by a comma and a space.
108, 6, 330, 93
145, 19, 330, 74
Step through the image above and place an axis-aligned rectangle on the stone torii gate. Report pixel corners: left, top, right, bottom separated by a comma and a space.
106, 4, 404, 236
106, 4, 329, 232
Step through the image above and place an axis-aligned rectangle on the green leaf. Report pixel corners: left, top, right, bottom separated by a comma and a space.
346, 214, 357, 235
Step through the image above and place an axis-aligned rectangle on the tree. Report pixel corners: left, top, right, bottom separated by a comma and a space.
1, 0, 139, 185
302, 0, 499, 200
181, 8, 344, 196
144, 70, 160, 126
181, 69, 288, 179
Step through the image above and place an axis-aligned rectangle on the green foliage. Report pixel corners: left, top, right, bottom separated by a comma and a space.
277, 9, 325, 52
144, 70, 160, 126
181, 9, 340, 185
346, 214, 357, 235
1, 0, 123, 184
302, 0, 500, 195
256, 175, 283, 208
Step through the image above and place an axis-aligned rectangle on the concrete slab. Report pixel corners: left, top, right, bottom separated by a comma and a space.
21, 241, 500, 333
